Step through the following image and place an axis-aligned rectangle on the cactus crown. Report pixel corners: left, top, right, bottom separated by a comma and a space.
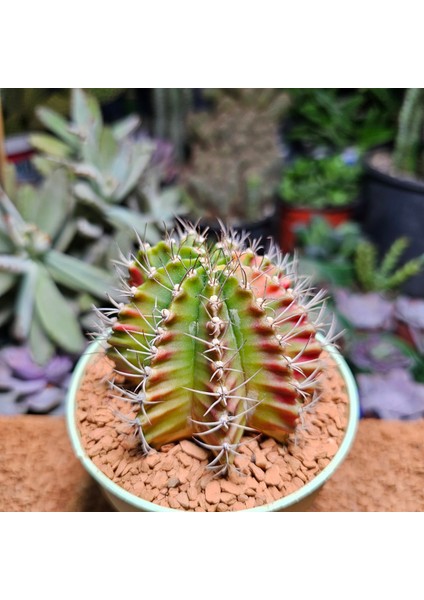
102, 222, 335, 475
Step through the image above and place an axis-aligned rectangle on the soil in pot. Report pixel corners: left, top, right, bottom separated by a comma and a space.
75, 350, 349, 512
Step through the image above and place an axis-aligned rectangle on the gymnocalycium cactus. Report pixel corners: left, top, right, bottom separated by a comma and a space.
101, 223, 336, 474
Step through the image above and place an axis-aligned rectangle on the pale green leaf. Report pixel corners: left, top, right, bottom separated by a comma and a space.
36, 169, 74, 239
0, 271, 17, 296
112, 114, 140, 140
34, 266, 85, 353
45, 249, 114, 299
30, 133, 71, 159
36, 107, 79, 149
12, 262, 38, 340
29, 312, 55, 365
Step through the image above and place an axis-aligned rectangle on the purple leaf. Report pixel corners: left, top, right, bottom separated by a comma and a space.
358, 369, 424, 419
26, 387, 64, 414
335, 290, 394, 330
0, 346, 45, 380
349, 335, 413, 373
44, 355, 73, 385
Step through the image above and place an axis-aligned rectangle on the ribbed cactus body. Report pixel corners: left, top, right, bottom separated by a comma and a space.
106, 227, 326, 473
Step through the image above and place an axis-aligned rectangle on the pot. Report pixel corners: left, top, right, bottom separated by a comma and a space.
279, 202, 357, 253
66, 336, 359, 512
362, 151, 424, 297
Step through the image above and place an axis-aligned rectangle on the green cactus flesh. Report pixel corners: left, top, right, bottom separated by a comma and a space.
105, 227, 327, 473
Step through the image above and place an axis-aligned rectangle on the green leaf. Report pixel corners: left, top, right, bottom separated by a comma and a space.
0, 271, 16, 297
29, 312, 55, 365
12, 262, 38, 340
105, 205, 156, 233
34, 266, 85, 353
112, 114, 140, 140
36, 107, 80, 149
44, 249, 114, 299
0, 255, 30, 274
72, 88, 102, 141
73, 181, 105, 209
30, 133, 71, 159
35, 169, 74, 239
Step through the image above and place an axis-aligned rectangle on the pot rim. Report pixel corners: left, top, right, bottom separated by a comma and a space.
66, 335, 360, 512
363, 148, 424, 194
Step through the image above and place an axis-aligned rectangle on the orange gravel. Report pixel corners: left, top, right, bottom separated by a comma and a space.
74, 351, 349, 511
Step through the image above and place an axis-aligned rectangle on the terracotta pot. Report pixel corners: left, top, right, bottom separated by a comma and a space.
279, 203, 356, 253
66, 335, 359, 512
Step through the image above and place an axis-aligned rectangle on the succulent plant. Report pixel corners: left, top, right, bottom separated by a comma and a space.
358, 369, 424, 419
183, 89, 288, 224
354, 237, 424, 294
100, 223, 337, 474
0, 168, 114, 363
31, 89, 180, 243
0, 345, 74, 415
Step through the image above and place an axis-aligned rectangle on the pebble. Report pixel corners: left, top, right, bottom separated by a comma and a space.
179, 440, 209, 460
249, 463, 265, 481
78, 351, 349, 512
264, 465, 280, 486
205, 480, 221, 504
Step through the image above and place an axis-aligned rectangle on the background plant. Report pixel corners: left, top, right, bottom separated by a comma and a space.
182, 88, 289, 224
354, 237, 424, 294
0, 168, 114, 363
286, 88, 402, 154
279, 155, 361, 209
31, 89, 182, 248
393, 88, 424, 177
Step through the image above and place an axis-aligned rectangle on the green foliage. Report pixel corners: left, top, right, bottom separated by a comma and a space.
393, 88, 424, 177
354, 237, 424, 293
287, 88, 401, 153
0, 169, 114, 363
31, 89, 181, 243
295, 217, 362, 286
183, 89, 289, 223
279, 155, 361, 208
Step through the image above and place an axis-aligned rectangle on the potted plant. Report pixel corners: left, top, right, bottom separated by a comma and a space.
278, 155, 361, 252
362, 88, 424, 296
294, 217, 362, 288
66, 222, 359, 512
181, 89, 289, 247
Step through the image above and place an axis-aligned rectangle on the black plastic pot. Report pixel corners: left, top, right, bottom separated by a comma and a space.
362, 154, 424, 297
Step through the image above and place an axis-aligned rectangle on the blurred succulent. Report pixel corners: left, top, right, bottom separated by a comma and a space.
395, 296, 424, 354
0, 169, 114, 363
393, 88, 424, 178
279, 155, 361, 209
358, 369, 424, 419
354, 237, 424, 294
183, 89, 288, 224
31, 89, 181, 243
295, 217, 361, 287
334, 290, 394, 331
348, 334, 414, 373
0, 345, 74, 415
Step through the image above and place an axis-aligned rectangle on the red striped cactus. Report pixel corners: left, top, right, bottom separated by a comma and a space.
101, 223, 335, 475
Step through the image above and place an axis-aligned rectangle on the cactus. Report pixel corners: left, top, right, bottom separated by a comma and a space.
183, 89, 289, 224
101, 223, 336, 474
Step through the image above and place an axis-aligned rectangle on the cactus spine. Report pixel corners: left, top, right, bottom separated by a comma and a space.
102, 223, 333, 475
